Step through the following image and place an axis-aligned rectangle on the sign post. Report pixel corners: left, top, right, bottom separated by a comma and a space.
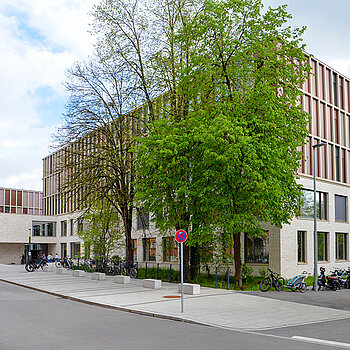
175, 229, 187, 313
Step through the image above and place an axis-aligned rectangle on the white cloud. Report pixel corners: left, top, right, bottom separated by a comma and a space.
0, 0, 97, 191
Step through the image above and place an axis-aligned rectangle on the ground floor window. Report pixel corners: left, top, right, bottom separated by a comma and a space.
61, 243, 67, 259
132, 239, 137, 262
143, 238, 156, 261
318, 232, 328, 261
297, 231, 307, 263
336, 233, 348, 260
162, 237, 178, 262
70, 243, 81, 258
244, 233, 269, 264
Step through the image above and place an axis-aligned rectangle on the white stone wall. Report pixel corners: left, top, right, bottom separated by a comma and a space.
280, 175, 350, 278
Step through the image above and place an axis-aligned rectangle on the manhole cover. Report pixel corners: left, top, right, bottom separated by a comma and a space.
163, 295, 181, 298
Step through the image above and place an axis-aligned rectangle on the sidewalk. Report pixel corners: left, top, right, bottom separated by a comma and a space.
1, 264, 350, 331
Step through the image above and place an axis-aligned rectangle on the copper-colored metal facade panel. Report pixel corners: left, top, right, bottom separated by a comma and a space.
0, 188, 43, 215
40, 54, 350, 216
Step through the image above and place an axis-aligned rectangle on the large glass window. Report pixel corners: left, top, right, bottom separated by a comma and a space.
162, 237, 178, 262
142, 238, 156, 261
336, 233, 348, 260
244, 234, 269, 263
318, 232, 328, 261
61, 221, 67, 236
300, 189, 327, 220
335, 194, 347, 222
297, 231, 306, 263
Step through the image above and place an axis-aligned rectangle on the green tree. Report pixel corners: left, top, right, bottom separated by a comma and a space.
136, 0, 311, 285
79, 201, 124, 262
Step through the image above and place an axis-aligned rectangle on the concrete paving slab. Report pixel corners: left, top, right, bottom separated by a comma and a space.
1, 264, 350, 331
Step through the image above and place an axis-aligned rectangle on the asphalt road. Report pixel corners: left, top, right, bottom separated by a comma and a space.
0, 281, 343, 350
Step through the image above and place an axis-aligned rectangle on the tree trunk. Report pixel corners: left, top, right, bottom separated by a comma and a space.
233, 233, 242, 287
183, 244, 190, 282
190, 244, 200, 281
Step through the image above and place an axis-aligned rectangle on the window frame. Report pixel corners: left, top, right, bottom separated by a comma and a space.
300, 189, 328, 220
335, 194, 347, 222
317, 232, 329, 262
336, 232, 348, 261
297, 230, 307, 263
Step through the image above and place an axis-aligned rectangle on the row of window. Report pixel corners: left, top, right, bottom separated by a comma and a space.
300, 189, 348, 221
298, 230, 348, 263
133, 234, 270, 264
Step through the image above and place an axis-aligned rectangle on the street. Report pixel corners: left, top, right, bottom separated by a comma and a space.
0, 281, 348, 350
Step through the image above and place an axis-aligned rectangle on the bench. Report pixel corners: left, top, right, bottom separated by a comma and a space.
42, 265, 53, 272
91, 272, 106, 281
178, 283, 200, 295
143, 279, 162, 289
72, 270, 85, 277
114, 275, 130, 284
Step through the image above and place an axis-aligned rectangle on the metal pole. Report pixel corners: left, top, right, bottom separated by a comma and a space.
181, 242, 184, 313
313, 142, 326, 292
313, 145, 318, 292
28, 228, 31, 263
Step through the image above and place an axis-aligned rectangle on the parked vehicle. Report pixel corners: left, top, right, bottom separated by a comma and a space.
318, 266, 340, 291
284, 271, 308, 293
121, 261, 138, 278
55, 257, 74, 269
25, 257, 48, 272
259, 268, 285, 292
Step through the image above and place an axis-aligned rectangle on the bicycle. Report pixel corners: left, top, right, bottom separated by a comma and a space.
259, 268, 285, 292
25, 258, 48, 272
121, 261, 137, 278
55, 257, 74, 269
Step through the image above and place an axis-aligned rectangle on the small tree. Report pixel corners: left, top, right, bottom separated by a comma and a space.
79, 201, 124, 263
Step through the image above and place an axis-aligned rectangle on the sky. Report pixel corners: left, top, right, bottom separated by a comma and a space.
0, 0, 349, 191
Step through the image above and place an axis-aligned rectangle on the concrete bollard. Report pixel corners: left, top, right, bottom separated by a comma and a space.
114, 275, 130, 284
143, 279, 162, 289
178, 283, 200, 295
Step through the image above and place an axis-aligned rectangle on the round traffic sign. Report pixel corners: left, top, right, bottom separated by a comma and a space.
175, 229, 187, 243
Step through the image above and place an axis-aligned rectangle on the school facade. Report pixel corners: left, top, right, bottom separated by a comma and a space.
1, 54, 350, 277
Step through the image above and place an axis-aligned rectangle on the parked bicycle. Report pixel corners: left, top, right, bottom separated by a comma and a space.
259, 268, 285, 292
55, 257, 74, 269
25, 257, 48, 272
121, 261, 137, 278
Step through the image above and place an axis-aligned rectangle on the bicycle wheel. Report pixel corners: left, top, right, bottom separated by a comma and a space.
25, 263, 34, 272
259, 277, 272, 292
129, 268, 137, 279
275, 277, 285, 291
55, 261, 62, 268
298, 283, 307, 293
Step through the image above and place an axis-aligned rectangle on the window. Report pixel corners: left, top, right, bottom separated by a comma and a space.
77, 218, 83, 233
47, 223, 55, 237
132, 239, 137, 262
142, 238, 156, 261
297, 231, 307, 263
300, 189, 327, 220
61, 221, 67, 236
137, 211, 149, 230
318, 232, 328, 261
333, 72, 338, 106
244, 234, 269, 263
335, 195, 347, 222
336, 233, 348, 260
4, 206, 10, 213
70, 219, 74, 235
33, 225, 41, 237
335, 146, 340, 182
162, 237, 179, 262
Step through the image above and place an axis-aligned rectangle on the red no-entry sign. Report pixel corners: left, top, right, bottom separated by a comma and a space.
175, 229, 187, 243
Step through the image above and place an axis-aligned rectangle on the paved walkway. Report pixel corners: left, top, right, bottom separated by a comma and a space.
1, 264, 350, 331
